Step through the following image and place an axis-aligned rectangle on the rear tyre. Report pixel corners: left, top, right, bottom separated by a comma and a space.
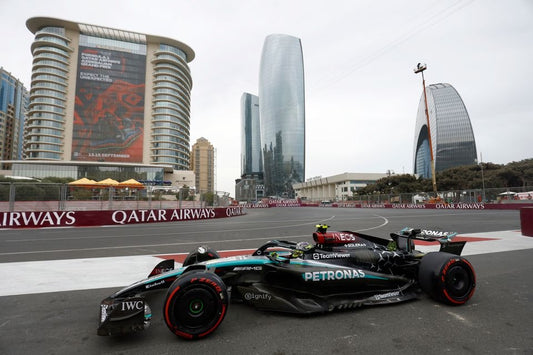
419, 252, 476, 305
163, 271, 228, 339
183, 246, 220, 266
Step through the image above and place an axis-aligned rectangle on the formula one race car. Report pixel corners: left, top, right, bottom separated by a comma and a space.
97, 225, 476, 340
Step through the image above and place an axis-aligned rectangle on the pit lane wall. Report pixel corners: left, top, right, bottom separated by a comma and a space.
0, 207, 246, 229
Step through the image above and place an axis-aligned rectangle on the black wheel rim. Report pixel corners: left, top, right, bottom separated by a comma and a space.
445, 265, 472, 298
173, 285, 219, 331
189, 299, 204, 315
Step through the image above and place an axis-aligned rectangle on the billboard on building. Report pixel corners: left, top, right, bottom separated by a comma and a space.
72, 36, 146, 162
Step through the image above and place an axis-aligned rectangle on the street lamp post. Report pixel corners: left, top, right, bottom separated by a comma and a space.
480, 152, 486, 202
414, 63, 437, 195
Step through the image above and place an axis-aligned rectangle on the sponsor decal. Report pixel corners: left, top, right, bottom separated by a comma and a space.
374, 291, 400, 300
392, 204, 427, 209
244, 292, 272, 301
225, 207, 246, 217
312, 252, 351, 260
112, 208, 216, 224
242, 203, 269, 208
191, 277, 223, 293
421, 230, 452, 238
0, 211, 76, 227
233, 266, 262, 271
344, 243, 368, 248
1, 207, 246, 229
146, 280, 165, 289
303, 269, 366, 281
121, 300, 144, 311
435, 203, 485, 210
335, 233, 357, 242
361, 204, 386, 208
268, 199, 301, 207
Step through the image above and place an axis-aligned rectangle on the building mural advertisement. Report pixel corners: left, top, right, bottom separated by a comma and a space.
72, 38, 146, 162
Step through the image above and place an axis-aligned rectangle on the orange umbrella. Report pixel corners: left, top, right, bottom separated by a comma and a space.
68, 177, 98, 188
96, 178, 120, 187
118, 179, 145, 189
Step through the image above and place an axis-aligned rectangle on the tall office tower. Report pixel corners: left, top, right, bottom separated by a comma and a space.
259, 34, 305, 198
0, 68, 29, 162
191, 137, 215, 193
24, 17, 194, 170
240, 92, 262, 178
413, 83, 477, 178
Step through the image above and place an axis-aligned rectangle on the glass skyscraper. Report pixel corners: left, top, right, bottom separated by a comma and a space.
258, 34, 305, 198
240, 92, 262, 177
0, 68, 28, 161
413, 83, 477, 178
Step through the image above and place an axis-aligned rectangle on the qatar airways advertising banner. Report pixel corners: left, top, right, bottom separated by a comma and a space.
72, 35, 146, 162
0, 207, 247, 229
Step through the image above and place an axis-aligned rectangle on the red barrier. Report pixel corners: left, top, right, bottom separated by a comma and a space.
0, 207, 246, 229
520, 207, 533, 237
335, 202, 533, 210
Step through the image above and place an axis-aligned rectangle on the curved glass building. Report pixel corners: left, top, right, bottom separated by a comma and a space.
259, 34, 305, 198
24, 17, 194, 170
413, 83, 477, 178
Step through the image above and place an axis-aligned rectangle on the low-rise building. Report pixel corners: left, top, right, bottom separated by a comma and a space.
293, 172, 388, 202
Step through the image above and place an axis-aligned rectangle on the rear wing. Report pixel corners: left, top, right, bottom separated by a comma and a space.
391, 228, 466, 255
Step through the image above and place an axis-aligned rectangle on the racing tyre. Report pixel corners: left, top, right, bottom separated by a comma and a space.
163, 271, 228, 339
183, 246, 220, 266
418, 252, 476, 305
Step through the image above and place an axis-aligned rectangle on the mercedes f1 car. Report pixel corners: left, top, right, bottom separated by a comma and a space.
97, 225, 476, 340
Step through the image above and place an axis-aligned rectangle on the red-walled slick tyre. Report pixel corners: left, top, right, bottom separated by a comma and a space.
163, 271, 228, 340
419, 252, 476, 305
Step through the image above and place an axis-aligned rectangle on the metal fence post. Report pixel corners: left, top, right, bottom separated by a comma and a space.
9, 182, 15, 212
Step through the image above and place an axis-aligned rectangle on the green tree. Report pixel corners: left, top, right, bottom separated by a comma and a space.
201, 191, 215, 206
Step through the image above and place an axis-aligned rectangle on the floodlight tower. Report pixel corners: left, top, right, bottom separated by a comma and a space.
414, 63, 437, 195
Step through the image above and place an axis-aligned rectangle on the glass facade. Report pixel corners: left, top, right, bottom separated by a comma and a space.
25, 25, 70, 160
413, 83, 477, 178
0, 68, 29, 161
259, 34, 305, 198
240, 93, 262, 177
11, 161, 164, 181
151, 43, 193, 170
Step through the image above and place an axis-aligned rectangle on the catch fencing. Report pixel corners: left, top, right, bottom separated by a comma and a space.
0, 182, 232, 212
308, 186, 533, 206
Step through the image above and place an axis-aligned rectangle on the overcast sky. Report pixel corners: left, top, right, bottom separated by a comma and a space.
1, 0, 532, 195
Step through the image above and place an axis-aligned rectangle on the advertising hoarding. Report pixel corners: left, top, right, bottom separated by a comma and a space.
72, 36, 146, 162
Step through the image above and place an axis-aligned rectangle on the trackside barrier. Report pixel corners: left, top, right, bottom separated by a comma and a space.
521, 207, 533, 237
241, 202, 533, 210
0, 207, 246, 229
333, 203, 533, 210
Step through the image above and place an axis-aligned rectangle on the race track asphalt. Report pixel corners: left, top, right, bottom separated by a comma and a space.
0, 207, 532, 354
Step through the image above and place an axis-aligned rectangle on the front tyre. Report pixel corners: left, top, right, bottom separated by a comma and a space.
164, 271, 228, 339
419, 252, 476, 305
